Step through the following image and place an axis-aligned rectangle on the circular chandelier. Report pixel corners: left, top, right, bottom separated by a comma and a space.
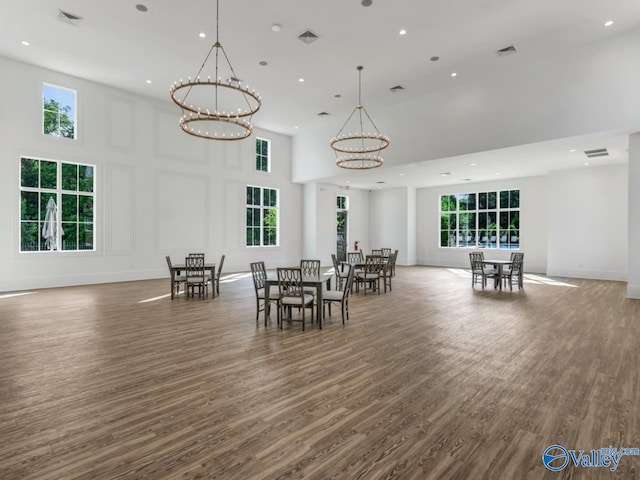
169, 0, 261, 140
330, 66, 390, 169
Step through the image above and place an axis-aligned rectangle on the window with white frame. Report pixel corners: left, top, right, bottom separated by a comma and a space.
43, 83, 77, 139
20, 157, 95, 252
246, 185, 278, 246
336, 195, 348, 210
440, 189, 519, 249
255, 138, 270, 172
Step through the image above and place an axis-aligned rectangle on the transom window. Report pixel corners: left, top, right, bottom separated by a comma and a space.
246, 185, 278, 247
255, 138, 270, 172
336, 195, 348, 210
440, 189, 520, 249
20, 157, 95, 252
43, 83, 77, 139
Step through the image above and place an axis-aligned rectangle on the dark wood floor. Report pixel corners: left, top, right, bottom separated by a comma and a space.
1, 267, 639, 480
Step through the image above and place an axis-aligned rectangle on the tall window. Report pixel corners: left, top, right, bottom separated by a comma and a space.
246, 185, 278, 246
20, 157, 95, 252
440, 189, 519, 249
255, 138, 270, 172
43, 83, 77, 139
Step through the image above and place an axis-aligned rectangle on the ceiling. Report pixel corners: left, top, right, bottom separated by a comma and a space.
1, 0, 638, 189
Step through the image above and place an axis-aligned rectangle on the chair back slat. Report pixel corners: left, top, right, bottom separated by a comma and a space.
250, 261, 267, 290
277, 267, 304, 297
300, 259, 321, 277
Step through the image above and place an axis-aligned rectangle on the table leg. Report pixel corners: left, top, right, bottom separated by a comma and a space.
170, 269, 175, 300
316, 284, 323, 330
265, 283, 270, 327
498, 264, 503, 290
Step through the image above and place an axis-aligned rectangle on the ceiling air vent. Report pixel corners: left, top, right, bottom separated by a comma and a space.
389, 85, 405, 93
297, 30, 319, 45
584, 148, 609, 158
496, 45, 518, 56
317, 111, 330, 117
375, 181, 386, 184
58, 9, 83, 26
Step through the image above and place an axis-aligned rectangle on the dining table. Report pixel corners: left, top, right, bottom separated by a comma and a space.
169, 262, 216, 299
481, 259, 513, 290
264, 273, 331, 328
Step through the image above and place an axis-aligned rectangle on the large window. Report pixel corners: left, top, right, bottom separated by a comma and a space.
255, 138, 270, 172
43, 83, 77, 139
246, 185, 278, 247
440, 189, 519, 249
20, 157, 95, 252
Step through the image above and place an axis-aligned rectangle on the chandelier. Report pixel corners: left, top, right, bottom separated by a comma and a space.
330, 66, 390, 169
169, 0, 261, 140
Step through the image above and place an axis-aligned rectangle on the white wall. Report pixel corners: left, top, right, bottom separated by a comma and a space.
547, 164, 628, 281
628, 133, 640, 298
369, 187, 417, 265
0, 56, 302, 292
416, 176, 548, 273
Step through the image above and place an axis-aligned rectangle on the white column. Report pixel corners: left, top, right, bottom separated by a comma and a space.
627, 132, 640, 298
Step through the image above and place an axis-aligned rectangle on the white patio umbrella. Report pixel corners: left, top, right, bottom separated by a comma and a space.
42, 197, 58, 250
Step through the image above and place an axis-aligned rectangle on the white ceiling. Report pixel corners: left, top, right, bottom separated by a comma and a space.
1, 0, 638, 189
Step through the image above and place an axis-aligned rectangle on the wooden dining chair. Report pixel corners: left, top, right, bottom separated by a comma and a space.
214, 254, 225, 296
469, 252, 497, 289
250, 261, 280, 325
323, 264, 355, 324
355, 255, 382, 295
185, 255, 208, 299
277, 267, 314, 330
331, 253, 350, 290
165, 256, 186, 298
503, 252, 524, 290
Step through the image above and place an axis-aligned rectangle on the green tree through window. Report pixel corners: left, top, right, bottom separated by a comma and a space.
246, 185, 278, 246
19, 157, 94, 252
43, 84, 76, 139
440, 189, 520, 249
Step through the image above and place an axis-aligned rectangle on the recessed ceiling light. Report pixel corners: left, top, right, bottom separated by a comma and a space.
199, 32, 206, 38
495, 173, 502, 176
430, 56, 440, 62
399, 29, 407, 36
135, 4, 148, 12
346, 180, 351, 184
334, 94, 341, 98
451, 72, 458, 77
298, 78, 304, 83
361, 0, 373, 6
400, 173, 405, 176
569, 149, 576, 152
272, 24, 282, 32
604, 20, 614, 27
146, 80, 152, 84
461, 178, 472, 182
294, 126, 299, 129
259, 61, 268, 66
21, 41, 30, 46
584, 162, 590, 165
440, 172, 453, 176
470, 163, 477, 166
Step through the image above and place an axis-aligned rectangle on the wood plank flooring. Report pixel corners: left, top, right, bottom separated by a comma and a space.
1, 267, 639, 479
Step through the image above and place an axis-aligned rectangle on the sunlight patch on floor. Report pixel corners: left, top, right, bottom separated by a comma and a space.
220, 272, 251, 283
448, 269, 578, 288
139, 293, 174, 303
0, 291, 36, 299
